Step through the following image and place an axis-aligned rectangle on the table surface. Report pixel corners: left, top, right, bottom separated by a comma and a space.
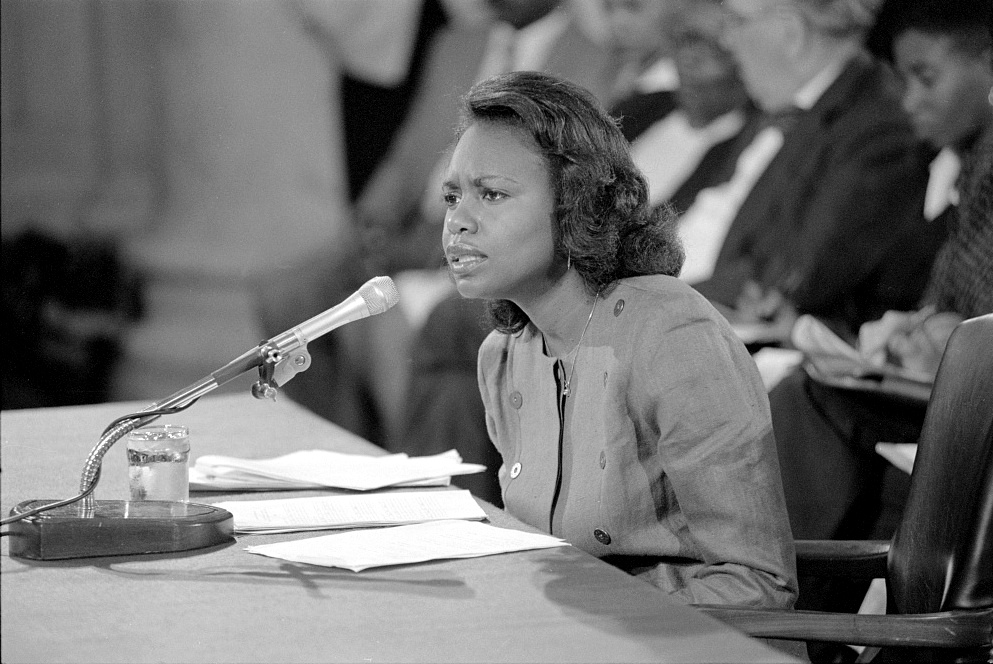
2, 392, 798, 663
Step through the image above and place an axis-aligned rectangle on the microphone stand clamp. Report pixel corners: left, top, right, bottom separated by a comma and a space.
251, 342, 312, 401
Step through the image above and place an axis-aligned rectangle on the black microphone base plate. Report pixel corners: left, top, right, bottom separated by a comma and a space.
7, 499, 234, 560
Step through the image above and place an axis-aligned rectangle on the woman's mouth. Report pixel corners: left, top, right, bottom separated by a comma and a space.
446, 244, 487, 275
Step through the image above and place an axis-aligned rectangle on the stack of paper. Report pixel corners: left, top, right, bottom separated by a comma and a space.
245, 519, 569, 571
213, 489, 487, 534
791, 315, 932, 402
190, 449, 486, 492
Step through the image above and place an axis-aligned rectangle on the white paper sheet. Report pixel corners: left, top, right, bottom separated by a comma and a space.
244, 519, 569, 571
191, 449, 485, 491
213, 489, 487, 534
189, 467, 450, 492
875, 443, 917, 475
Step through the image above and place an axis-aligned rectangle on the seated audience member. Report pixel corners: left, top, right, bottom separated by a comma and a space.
293, 0, 449, 201
446, 71, 798, 609
686, 0, 938, 341
600, 0, 681, 141
772, 0, 993, 560
627, 0, 763, 214
769, 2, 993, 658
401, 0, 766, 505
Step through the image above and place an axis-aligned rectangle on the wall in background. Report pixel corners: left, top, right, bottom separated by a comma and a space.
2, 0, 354, 406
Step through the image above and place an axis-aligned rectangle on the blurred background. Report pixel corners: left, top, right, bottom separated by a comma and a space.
0, 0, 899, 421
2, 0, 567, 409
1, 0, 372, 410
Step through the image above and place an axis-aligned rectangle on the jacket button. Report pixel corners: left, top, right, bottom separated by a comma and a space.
510, 391, 523, 409
599, 451, 606, 469
509, 462, 522, 479
613, 299, 625, 316
594, 528, 611, 545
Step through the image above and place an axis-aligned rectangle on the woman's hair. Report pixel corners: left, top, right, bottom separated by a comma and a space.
455, 71, 685, 334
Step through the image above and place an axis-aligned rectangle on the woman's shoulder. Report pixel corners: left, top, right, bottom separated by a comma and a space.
608, 276, 741, 348
479, 329, 509, 359
613, 275, 723, 320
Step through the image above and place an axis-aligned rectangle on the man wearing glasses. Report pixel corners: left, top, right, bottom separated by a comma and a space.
689, 0, 940, 346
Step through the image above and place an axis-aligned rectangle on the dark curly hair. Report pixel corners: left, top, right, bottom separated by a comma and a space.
454, 71, 685, 334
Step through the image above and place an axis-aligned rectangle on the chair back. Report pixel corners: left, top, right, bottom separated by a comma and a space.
888, 314, 993, 615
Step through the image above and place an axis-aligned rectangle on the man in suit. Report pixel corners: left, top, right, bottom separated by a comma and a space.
626, 0, 763, 214
689, 0, 937, 341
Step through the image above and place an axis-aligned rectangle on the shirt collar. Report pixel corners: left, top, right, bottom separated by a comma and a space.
793, 53, 852, 110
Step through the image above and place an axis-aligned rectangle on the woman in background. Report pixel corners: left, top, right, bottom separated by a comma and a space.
442, 71, 797, 608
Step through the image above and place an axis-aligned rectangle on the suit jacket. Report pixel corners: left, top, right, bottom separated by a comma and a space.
666, 105, 765, 215
694, 52, 938, 336
479, 276, 798, 608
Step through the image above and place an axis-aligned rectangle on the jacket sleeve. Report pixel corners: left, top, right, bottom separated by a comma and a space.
634, 313, 799, 608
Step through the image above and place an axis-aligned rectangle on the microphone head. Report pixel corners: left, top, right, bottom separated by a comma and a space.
359, 276, 400, 315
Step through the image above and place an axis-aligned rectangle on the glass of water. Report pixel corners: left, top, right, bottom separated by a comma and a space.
127, 424, 190, 502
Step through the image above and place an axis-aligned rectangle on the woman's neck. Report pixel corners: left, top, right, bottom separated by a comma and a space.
519, 272, 599, 359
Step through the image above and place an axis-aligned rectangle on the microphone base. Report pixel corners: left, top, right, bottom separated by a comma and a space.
7, 499, 234, 561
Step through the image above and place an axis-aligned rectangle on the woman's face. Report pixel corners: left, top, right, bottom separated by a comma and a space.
442, 121, 559, 304
894, 29, 993, 149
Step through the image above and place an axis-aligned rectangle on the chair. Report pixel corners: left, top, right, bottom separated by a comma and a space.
699, 314, 993, 663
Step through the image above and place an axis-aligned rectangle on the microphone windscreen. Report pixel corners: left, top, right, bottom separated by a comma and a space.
360, 276, 400, 315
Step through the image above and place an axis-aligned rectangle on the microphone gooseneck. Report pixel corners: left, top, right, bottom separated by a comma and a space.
9, 276, 400, 523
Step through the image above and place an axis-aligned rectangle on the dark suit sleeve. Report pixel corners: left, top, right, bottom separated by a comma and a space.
772, 116, 930, 319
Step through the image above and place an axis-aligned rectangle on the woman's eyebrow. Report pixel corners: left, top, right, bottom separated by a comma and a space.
473, 174, 521, 187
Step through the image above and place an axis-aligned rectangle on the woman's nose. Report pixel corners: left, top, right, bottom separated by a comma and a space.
445, 201, 478, 236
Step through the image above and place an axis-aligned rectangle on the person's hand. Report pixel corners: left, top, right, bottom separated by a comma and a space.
858, 310, 921, 366
735, 281, 784, 323
730, 281, 798, 344
888, 312, 962, 379
859, 306, 961, 379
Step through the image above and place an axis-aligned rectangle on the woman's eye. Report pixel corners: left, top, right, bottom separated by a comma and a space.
443, 192, 460, 208
481, 189, 506, 202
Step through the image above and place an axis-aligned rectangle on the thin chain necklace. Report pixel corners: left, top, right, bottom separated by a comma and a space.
561, 293, 599, 398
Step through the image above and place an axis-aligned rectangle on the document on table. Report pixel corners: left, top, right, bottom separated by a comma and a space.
191, 449, 486, 492
792, 315, 932, 403
245, 519, 569, 571
213, 489, 488, 534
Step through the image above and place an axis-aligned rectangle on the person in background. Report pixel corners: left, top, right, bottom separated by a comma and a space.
768, 1, 993, 660
687, 0, 936, 342
600, 0, 681, 141
292, 0, 449, 201
627, 0, 763, 215
445, 70, 798, 610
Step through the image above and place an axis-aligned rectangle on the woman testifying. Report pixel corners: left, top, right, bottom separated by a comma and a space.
440, 71, 796, 608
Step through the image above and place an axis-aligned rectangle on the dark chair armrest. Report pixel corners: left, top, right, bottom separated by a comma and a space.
795, 539, 890, 579
696, 606, 993, 649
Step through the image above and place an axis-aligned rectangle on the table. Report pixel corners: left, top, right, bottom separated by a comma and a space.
2, 393, 798, 663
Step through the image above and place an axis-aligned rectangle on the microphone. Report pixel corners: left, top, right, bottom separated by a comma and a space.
211, 276, 400, 387
4, 275, 401, 561
268, 275, 400, 356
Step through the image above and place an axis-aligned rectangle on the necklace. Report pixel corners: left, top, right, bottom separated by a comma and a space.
561, 294, 599, 398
